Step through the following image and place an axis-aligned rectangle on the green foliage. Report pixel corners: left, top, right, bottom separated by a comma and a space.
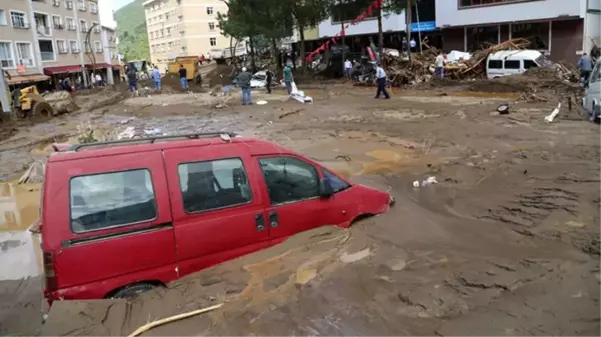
115, 0, 149, 62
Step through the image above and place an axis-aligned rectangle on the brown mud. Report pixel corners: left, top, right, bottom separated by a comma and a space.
0, 80, 599, 336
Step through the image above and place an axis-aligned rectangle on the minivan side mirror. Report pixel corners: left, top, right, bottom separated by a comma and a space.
319, 178, 335, 198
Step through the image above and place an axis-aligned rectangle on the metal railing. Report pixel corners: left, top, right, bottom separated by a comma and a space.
41, 51, 54, 61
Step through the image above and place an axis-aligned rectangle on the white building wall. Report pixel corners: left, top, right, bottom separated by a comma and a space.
436, 0, 586, 27
318, 11, 407, 38
584, 0, 601, 54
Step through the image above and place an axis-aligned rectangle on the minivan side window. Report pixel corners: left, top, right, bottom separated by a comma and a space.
504, 60, 520, 69
523, 60, 538, 69
178, 158, 252, 213
259, 157, 319, 205
322, 168, 350, 194
70, 169, 157, 233
488, 60, 502, 69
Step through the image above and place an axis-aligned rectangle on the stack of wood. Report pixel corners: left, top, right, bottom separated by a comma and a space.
384, 38, 532, 85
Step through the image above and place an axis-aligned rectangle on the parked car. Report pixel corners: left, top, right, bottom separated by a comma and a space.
486, 50, 551, 79
40, 133, 393, 303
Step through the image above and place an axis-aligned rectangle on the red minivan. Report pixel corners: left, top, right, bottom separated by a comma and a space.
40, 133, 393, 302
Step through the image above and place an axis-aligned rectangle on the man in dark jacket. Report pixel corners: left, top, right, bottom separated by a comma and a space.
127, 69, 138, 96
179, 65, 188, 89
237, 67, 252, 105
266, 70, 273, 94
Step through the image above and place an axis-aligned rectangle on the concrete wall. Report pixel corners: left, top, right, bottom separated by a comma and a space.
584, 11, 600, 54
436, 0, 586, 27
318, 11, 407, 38
550, 19, 584, 63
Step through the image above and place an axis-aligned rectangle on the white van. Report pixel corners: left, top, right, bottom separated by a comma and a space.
583, 59, 600, 121
486, 50, 551, 79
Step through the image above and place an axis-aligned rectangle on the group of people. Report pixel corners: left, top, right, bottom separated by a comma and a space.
236, 64, 294, 105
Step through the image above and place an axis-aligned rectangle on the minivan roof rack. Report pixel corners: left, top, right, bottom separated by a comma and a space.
69, 132, 238, 152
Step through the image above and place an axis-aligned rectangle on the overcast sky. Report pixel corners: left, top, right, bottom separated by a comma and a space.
99, 0, 135, 28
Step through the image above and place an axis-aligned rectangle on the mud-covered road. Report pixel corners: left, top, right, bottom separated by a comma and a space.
0, 83, 599, 336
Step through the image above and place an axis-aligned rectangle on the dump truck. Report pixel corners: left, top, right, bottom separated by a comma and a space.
167, 56, 199, 80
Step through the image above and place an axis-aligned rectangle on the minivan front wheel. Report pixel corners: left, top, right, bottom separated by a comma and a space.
110, 283, 157, 299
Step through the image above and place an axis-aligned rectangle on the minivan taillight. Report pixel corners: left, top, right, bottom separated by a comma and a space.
43, 252, 58, 292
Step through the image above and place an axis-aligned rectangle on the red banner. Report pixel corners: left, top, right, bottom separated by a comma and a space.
305, 0, 383, 63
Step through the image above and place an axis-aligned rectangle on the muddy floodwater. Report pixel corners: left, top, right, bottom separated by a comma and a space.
0, 84, 599, 336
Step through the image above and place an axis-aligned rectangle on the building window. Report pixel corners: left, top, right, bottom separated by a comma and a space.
166, 27, 171, 36
39, 40, 55, 61
78, 0, 86, 11
70, 40, 80, 53
0, 42, 15, 68
206, 7, 214, 15
10, 11, 28, 28
84, 41, 92, 53
210, 37, 217, 46
89, 1, 98, 13
70, 170, 157, 233
66, 17, 76, 30
467, 26, 499, 50
92, 22, 100, 33
56, 40, 68, 54
178, 158, 252, 213
66, 1, 74, 10
53, 0, 61, 6
511, 22, 550, 51
15, 42, 34, 67
331, 1, 376, 23
208, 22, 215, 31
0, 10, 7, 26
52, 15, 63, 29
459, 0, 531, 8
80, 19, 87, 32
94, 41, 102, 52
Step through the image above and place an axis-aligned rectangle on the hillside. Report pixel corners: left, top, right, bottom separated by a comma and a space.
115, 0, 149, 61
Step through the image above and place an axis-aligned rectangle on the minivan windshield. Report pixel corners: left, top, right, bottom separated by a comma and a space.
535, 54, 553, 67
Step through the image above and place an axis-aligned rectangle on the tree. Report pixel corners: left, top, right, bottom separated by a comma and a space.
284, 0, 330, 72
380, 0, 407, 53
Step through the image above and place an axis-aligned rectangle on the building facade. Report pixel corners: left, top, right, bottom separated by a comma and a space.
143, 0, 229, 72
436, 0, 597, 63
0, 0, 119, 87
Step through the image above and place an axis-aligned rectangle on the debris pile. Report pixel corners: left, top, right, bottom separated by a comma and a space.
384, 38, 534, 85
524, 61, 580, 82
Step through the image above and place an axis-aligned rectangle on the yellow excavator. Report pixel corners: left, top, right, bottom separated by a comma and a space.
10, 85, 54, 119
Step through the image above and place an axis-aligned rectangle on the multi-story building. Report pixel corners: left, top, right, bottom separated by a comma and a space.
436, 0, 599, 63
143, 0, 229, 72
0, 0, 119, 87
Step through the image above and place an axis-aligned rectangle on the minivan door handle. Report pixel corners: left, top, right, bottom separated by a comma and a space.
269, 210, 279, 228
255, 213, 266, 231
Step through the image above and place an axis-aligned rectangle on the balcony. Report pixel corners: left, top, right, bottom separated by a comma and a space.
37, 25, 51, 36
41, 52, 54, 61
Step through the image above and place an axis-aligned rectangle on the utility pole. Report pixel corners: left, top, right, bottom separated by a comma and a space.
0, 67, 10, 114
415, 0, 422, 53
72, 1, 88, 87
406, 0, 412, 64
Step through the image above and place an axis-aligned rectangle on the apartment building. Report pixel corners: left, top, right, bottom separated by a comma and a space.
0, 0, 119, 87
436, 0, 599, 63
143, 0, 229, 72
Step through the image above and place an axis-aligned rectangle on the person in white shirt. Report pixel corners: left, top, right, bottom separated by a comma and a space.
344, 59, 352, 78
435, 52, 445, 80
95, 73, 102, 86
374, 62, 390, 99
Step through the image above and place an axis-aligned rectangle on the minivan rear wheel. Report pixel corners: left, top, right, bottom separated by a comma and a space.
110, 283, 157, 299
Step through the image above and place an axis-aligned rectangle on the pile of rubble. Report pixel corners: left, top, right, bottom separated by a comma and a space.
383, 38, 575, 86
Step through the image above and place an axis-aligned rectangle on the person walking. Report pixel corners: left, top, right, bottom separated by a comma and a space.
152, 65, 161, 91
127, 68, 138, 97
577, 53, 593, 84
435, 51, 445, 80
95, 73, 103, 86
179, 65, 189, 90
266, 69, 273, 94
238, 67, 252, 105
374, 62, 390, 99
344, 59, 352, 79
283, 64, 293, 94
195, 64, 202, 85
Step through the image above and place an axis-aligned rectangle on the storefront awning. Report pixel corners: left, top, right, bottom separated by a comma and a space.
43, 65, 85, 75
85, 63, 112, 70
6, 73, 50, 85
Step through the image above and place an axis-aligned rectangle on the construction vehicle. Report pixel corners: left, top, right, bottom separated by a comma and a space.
167, 56, 198, 80
8, 85, 54, 119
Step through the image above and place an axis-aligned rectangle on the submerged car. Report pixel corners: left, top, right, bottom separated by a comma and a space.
40, 133, 393, 302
